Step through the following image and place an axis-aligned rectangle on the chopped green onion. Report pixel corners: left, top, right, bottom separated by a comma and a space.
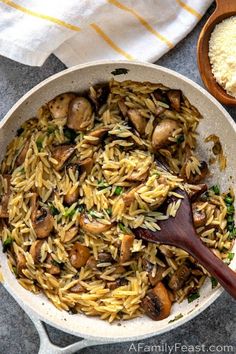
63, 208, 76, 219
229, 227, 236, 239
63, 127, 77, 142
49, 204, 60, 216
118, 223, 126, 232
210, 185, 220, 195
211, 277, 218, 289
3, 237, 13, 253
106, 208, 112, 216
114, 186, 123, 195
88, 209, 103, 218
97, 180, 109, 190
225, 195, 233, 205
188, 292, 200, 303
176, 135, 185, 144
36, 138, 43, 151
228, 252, 235, 261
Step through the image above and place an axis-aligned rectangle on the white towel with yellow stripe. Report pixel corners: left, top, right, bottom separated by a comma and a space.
0, 0, 213, 67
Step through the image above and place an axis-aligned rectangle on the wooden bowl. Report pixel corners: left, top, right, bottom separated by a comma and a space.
197, 0, 236, 106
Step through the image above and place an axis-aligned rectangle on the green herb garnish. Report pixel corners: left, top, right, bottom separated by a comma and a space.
228, 252, 235, 261
88, 209, 103, 218
225, 195, 233, 205
47, 126, 55, 134
176, 135, 185, 144
49, 204, 60, 216
229, 227, 236, 239
168, 313, 183, 323
106, 208, 112, 216
97, 180, 109, 190
3, 237, 13, 253
118, 223, 126, 232
188, 292, 200, 303
111, 68, 129, 76
77, 204, 85, 213
63, 127, 77, 143
211, 277, 218, 289
36, 138, 43, 151
114, 186, 123, 195
63, 208, 76, 219
210, 185, 220, 195
12, 266, 18, 277
227, 205, 235, 215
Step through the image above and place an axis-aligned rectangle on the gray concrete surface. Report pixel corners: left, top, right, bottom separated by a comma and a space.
0, 3, 235, 354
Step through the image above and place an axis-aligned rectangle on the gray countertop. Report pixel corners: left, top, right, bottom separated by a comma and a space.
0, 4, 235, 354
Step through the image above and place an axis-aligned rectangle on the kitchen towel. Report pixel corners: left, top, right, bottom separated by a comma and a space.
0, 0, 213, 67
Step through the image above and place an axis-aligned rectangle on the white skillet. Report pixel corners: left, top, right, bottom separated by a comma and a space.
0, 61, 235, 353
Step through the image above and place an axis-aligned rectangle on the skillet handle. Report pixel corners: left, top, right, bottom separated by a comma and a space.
31, 316, 103, 354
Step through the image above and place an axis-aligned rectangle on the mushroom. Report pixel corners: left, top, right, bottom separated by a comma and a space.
142, 259, 166, 286
46, 255, 61, 275
67, 97, 93, 132
168, 264, 191, 291
69, 242, 90, 269
153, 89, 168, 102
142, 282, 172, 320
181, 160, 209, 184
87, 127, 109, 145
187, 184, 207, 202
89, 84, 110, 111
167, 89, 182, 112
63, 227, 78, 243
16, 253, 26, 276
0, 175, 11, 218
51, 144, 75, 171
126, 170, 149, 182
123, 186, 141, 206
79, 158, 93, 175
15, 140, 30, 167
120, 234, 134, 263
192, 202, 207, 227
127, 109, 146, 135
107, 278, 128, 290
64, 187, 80, 206
31, 194, 54, 239
86, 256, 97, 270
118, 100, 128, 117
98, 252, 113, 263
48, 93, 77, 119
152, 119, 180, 151
70, 282, 86, 293
29, 240, 44, 263
79, 214, 112, 234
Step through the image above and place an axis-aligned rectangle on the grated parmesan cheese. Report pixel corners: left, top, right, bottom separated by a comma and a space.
209, 16, 236, 98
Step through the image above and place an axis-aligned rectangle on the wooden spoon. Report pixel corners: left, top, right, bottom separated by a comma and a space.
197, 0, 236, 106
134, 188, 236, 299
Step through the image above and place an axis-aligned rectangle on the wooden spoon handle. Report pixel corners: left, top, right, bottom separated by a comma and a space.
216, 0, 236, 13
184, 235, 236, 299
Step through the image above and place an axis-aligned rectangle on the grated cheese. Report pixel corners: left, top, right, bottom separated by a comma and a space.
209, 16, 236, 98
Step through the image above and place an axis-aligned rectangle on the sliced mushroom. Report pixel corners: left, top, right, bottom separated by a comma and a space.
51, 144, 75, 171
70, 282, 86, 293
64, 227, 78, 243
86, 127, 109, 145
31, 194, 54, 239
67, 97, 93, 132
15, 140, 30, 167
69, 242, 90, 269
167, 90, 182, 112
127, 109, 147, 135
123, 186, 141, 206
98, 252, 113, 263
152, 119, 180, 151
29, 240, 44, 263
187, 184, 207, 202
79, 158, 93, 175
120, 234, 134, 263
46, 255, 61, 275
48, 93, 77, 119
192, 202, 207, 227
168, 264, 191, 291
64, 187, 80, 206
89, 84, 110, 111
118, 99, 128, 117
16, 253, 26, 276
86, 256, 97, 270
153, 89, 167, 103
142, 282, 172, 320
107, 278, 128, 290
181, 160, 209, 184
0, 175, 11, 218
142, 259, 166, 286
79, 214, 112, 234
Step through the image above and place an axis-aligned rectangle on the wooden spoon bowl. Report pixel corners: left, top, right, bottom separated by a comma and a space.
197, 0, 236, 106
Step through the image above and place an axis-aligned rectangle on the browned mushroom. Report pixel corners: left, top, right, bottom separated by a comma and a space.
16, 252, 26, 276
86, 127, 109, 145
142, 282, 172, 320
79, 214, 112, 234
46, 255, 61, 275
79, 158, 93, 175
70, 282, 86, 293
181, 161, 209, 184
187, 184, 207, 201
29, 240, 44, 263
67, 97, 93, 131
48, 93, 77, 119
69, 242, 90, 269
63, 227, 78, 243
168, 264, 191, 291
86, 256, 97, 270
64, 187, 80, 206
123, 186, 141, 206
98, 252, 113, 263
152, 119, 180, 151
120, 234, 134, 263
15, 140, 30, 167
0, 175, 11, 218
127, 109, 146, 135
118, 99, 128, 117
192, 202, 207, 227
107, 278, 128, 290
167, 89, 182, 112
142, 259, 166, 286
31, 194, 54, 239
51, 144, 75, 171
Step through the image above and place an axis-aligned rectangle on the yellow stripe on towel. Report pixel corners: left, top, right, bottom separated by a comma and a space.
90, 23, 134, 61
108, 0, 173, 48
0, 0, 81, 32
176, 0, 202, 20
